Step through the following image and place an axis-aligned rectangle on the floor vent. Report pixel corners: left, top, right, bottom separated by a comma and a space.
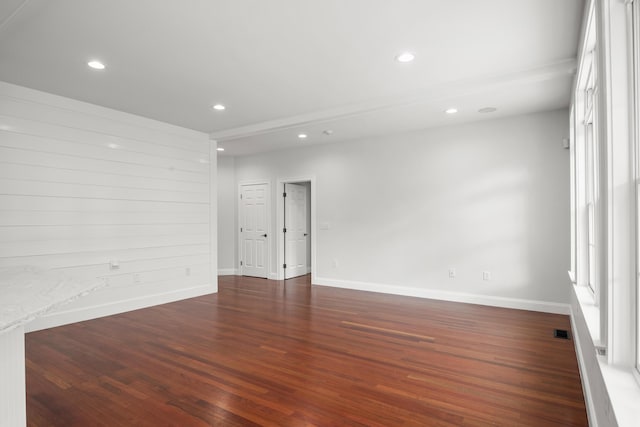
554, 329, 570, 339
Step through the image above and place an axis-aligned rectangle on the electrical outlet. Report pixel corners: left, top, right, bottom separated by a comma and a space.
185, 267, 191, 276
448, 268, 456, 279
482, 271, 491, 281
332, 259, 339, 268
133, 273, 140, 283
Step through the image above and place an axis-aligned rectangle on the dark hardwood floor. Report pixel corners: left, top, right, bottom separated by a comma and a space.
26, 275, 588, 426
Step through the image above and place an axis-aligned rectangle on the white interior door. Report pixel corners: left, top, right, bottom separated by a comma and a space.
240, 183, 268, 278
284, 183, 308, 279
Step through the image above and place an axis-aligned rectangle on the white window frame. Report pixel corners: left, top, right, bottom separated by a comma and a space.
572, 0, 605, 348
585, 50, 600, 298
632, 0, 640, 377
571, 1, 640, 422
570, 105, 579, 286
575, 23, 600, 304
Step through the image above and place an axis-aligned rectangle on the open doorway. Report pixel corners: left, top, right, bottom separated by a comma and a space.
277, 177, 316, 281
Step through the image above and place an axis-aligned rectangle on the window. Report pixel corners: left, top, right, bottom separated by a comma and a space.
584, 58, 598, 295
571, 1, 602, 337
571, 0, 640, 420
577, 46, 600, 299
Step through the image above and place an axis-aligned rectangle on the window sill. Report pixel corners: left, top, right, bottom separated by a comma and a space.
599, 362, 640, 427
573, 284, 640, 426
574, 283, 601, 345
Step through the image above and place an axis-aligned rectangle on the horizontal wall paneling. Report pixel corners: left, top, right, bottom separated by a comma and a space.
0, 81, 215, 330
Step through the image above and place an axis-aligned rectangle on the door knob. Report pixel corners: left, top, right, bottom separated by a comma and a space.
304, 233, 308, 236
262, 234, 267, 237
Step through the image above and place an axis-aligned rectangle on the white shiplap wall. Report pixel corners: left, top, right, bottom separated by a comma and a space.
0, 82, 216, 331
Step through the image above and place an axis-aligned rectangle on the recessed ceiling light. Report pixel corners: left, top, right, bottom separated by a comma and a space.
478, 107, 497, 113
212, 104, 226, 111
298, 133, 308, 139
87, 60, 105, 70
395, 52, 415, 63
445, 108, 458, 114
217, 147, 225, 151
107, 143, 119, 149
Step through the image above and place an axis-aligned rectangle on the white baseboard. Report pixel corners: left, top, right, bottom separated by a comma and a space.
217, 269, 277, 279
25, 283, 217, 332
313, 277, 570, 315
569, 303, 599, 427
218, 268, 239, 276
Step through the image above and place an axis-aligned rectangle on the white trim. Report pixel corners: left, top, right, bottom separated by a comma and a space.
314, 277, 570, 315
237, 180, 271, 279
631, 0, 640, 379
276, 176, 317, 282
24, 283, 216, 333
570, 105, 578, 284
210, 139, 218, 293
602, 0, 635, 367
218, 268, 239, 276
211, 59, 576, 142
570, 304, 600, 427
237, 179, 273, 186
575, 283, 603, 344
599, 362, 640, 427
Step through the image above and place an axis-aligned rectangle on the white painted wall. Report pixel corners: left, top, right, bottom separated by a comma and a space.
231, 110, 571, 309
0, 82, 216, 331
0, 326, 25, 426
217, 156, 237, 274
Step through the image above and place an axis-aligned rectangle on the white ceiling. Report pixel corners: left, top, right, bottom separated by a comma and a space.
0, 0, 584, 156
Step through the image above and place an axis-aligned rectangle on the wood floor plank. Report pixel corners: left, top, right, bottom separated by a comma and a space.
26, 275, 588, 426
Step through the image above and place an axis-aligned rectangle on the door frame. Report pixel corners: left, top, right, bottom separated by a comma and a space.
276, 176, 317, 282
237, 180, 271, 278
